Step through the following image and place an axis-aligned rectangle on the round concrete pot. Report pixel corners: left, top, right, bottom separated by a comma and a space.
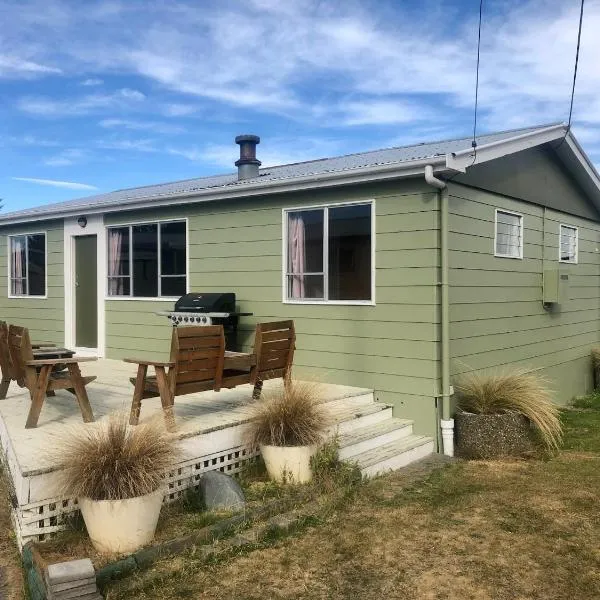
260, 444, 315, 484
455, 411, 538, 460
78, 488, 164, 554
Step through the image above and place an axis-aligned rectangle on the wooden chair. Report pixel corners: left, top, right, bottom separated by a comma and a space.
249, 320, 296, 399
8, 326, 96, 428
0, 321, 59, 399
125, 325, 230, 430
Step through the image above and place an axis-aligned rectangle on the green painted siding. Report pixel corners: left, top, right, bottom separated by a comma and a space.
454, 146, 600, 221
0, 220, 64, 345
104, 181, 441, 437
448, 182, 600, 403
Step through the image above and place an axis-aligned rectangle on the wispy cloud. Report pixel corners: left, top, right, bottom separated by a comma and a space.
98, 118, 184, 134
18, 88, 146, 117
43, 148, 87, 167
96, 138, 158, 153
12, 177, 98, 190
80, 77, 103, 86
0, 55, 62, 78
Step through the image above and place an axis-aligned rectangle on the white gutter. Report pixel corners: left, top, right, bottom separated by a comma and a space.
424, 165, 454, 457
0, 156, 448, 226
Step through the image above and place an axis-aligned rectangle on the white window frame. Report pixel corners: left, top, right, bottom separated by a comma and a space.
105, 217, 189, 301
559, 224, 578, 264
282, 199, 376, 306
494, 208, 523, 260
7, 232, 48, 299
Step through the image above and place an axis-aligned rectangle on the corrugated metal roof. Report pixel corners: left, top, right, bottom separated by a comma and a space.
3, 124, 556, 221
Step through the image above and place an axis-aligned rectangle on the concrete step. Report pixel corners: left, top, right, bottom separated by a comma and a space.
338, 418, 414, 460
353, 435, 435, 478
325, 402, 393, 434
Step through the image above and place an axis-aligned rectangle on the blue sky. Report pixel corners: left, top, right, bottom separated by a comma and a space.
2, 0, 600, 213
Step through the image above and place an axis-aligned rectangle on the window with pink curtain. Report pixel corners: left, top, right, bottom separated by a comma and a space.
285, 203, 372, 302
9, 234, 46, 296
107, 227, 130, 295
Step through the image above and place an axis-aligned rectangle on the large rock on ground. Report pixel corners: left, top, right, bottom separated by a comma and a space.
199, 471, 246, 511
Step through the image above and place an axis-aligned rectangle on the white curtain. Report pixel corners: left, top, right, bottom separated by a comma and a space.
11, 237, 25, 295
561, 227, 576, 261
288, 214, 306, 299
108, 229, 124, 295
496, 213, 521, 257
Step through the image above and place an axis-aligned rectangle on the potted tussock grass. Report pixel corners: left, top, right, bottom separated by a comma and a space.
454, 369, 562, 459
58, 413, 176, 554
247, 379, 327, 484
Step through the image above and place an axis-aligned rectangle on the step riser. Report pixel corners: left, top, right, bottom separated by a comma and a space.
324, 393, 375, 407
339, 424, 414, 460
328, 407, 393, 435
360, 440, 435, 479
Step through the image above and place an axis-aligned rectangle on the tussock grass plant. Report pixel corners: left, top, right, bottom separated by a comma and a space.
58, 413, 176, 501
247, 379, 328, 447
455, 369, 562, 452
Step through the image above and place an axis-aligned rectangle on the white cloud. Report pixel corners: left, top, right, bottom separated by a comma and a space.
17, 88, 146, 117
98, 118, 183, 134
96, 138, 158, 153
0, 55, 61, 78
162, 103, 198, 117
5, 0, 600, 162
80, 77, 103, 86
12, 177, 98, 190
43, 148, 87, 166
7, 135, 61, 147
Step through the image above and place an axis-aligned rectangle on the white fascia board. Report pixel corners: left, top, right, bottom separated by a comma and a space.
554, 133, 600, 215
0, 156, 448, 226
444, 123, 567, 173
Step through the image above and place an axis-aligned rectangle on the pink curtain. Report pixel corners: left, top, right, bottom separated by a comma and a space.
11, 237, 25, 295
288, 214, 306, 299
108, 229, 124, 295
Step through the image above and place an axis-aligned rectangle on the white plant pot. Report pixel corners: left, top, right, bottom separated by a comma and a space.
260, 444, 315, 484
78, 488, 164, 554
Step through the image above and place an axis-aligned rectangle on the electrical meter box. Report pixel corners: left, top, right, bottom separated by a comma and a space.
543, 269, 569, 305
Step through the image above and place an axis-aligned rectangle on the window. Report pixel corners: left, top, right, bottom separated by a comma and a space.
494, 209, 523, 259
107, 220, 187, 297
9, 233, 46, 297
559, 224, 578, 263
285, 202, 373, 303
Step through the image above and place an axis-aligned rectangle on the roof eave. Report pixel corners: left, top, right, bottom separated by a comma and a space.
444, 123, 567, 172
0, 156, 448, 226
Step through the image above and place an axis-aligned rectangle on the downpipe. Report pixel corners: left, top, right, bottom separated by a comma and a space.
424, 166, 454, 457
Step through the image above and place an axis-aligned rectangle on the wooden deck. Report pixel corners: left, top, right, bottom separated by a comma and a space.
0, 358, 374, 547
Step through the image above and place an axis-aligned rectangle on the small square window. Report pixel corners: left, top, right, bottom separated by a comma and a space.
559, 225, 578, 263
495, 210, 523, 259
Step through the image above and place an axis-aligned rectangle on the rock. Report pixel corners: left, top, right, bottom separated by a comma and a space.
46, 559, 95, 586
199, 471, 245, 511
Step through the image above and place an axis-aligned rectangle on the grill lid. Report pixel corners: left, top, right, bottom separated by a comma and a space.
174, 292, 236, 313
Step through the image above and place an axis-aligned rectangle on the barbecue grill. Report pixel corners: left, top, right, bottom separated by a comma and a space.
156, 293, 252, 351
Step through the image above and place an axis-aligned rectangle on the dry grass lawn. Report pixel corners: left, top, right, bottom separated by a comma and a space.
0, 471, 26, 600
107, 408, 600, 600
2, 404, 600, 599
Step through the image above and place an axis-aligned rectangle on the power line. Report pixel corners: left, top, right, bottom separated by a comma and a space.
472, 0, 484, 149
567, 0, 585, 129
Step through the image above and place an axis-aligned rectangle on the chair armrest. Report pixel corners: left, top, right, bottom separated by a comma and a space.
26, 357, 97, 366
123, 358, 176, 367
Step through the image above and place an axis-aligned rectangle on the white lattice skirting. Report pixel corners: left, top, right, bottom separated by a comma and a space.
2, 412, 260, 550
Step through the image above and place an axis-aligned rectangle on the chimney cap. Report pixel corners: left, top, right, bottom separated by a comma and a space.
235, 134, 260, 145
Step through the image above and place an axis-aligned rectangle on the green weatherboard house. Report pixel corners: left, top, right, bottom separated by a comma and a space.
2, 123, 599, 453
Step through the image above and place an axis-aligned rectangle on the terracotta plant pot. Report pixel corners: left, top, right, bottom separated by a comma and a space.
455, 411, 538, 460
78, 488, 164, 554
260, 444, 316, 484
